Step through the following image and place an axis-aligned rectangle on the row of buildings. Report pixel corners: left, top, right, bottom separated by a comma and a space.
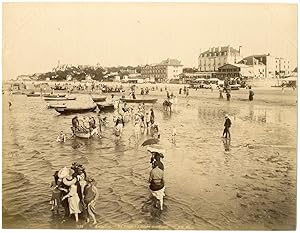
197, 45, 290, 79
16, 45, 292, 84
138, 45, 292, 83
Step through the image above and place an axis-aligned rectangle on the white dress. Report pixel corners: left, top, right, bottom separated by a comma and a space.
68, 184, 81, 214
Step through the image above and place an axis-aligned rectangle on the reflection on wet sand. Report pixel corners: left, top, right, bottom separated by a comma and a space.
222, 138, 231, 152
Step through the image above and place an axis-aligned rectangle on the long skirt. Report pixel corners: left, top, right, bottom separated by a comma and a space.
68, 194, 81, 214
150, 187, 165, 201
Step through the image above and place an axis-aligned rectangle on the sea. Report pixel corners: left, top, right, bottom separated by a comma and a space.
2, 85, 297, 230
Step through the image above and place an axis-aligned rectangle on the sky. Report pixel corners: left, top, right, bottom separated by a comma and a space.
3, 3, 297, 79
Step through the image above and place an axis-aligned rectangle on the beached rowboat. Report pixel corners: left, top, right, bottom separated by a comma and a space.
54, 105, 97, 114
47, 103, 66, 109
43, 93, 66, 97
44, 97, 76, 101
91, 96, 107, 102
120, 98, 158, 103
26, 93, 42, 97
96, 103, 115, 112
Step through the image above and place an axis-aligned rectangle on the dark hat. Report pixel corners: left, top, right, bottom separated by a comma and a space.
86, 177, 95, 184
53, 170, 59, 177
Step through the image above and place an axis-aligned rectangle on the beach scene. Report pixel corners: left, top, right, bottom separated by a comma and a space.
2, 3, 297, 230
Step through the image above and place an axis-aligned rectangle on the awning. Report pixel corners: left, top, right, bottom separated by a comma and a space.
283, 76, 297, 82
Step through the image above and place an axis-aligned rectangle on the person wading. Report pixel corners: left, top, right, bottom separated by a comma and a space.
249, 86, 254, 101
222, 114, 232, 139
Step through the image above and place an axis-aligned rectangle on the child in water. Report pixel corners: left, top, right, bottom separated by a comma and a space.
114, 124, 122, 142
172, 126, 176, 144
56, 131, 66, 143
134, 118, 141, 142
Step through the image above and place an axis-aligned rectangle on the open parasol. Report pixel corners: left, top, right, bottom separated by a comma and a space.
141, 138, 159, 147
147, 144, 165, 155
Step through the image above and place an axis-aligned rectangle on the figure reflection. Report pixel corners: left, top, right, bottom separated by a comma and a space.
222, 138, 231, 152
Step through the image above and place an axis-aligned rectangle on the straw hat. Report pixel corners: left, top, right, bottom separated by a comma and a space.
58, 167, 74, 179
225, 114, 229, 118
63, 175, 77, 186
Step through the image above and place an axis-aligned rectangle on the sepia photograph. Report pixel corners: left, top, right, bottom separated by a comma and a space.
2, 2, 297, 230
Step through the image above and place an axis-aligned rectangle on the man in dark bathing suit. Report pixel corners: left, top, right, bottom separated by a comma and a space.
223, 114, 231, 139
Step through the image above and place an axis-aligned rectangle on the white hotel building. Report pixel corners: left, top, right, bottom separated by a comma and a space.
141, 58, 183, 83
198, 46, 242, 72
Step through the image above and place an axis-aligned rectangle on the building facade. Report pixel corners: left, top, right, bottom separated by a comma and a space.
238, 56, 266, 79
241, 54, 290, 79
198, 45, 242, 72
215, 64, 241, 80
215, 63, 267, 80
141, 58, 183, 83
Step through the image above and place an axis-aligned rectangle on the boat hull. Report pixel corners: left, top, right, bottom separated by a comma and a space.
27, 93, 41, 97
120, 98, 158, 103
96, 103, 115, 112
92, 96, 107, 102
54, 106, 97, 114
44, 97, 76, 101
47, 104, 66, 109
44, 94, 66, 98
74, 132, 92, 139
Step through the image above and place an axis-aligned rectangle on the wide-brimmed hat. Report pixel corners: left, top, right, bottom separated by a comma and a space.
58, 167, 74, 179
63, 175, 77, 186
225, 114, 229, 118
147, 145, 165, 155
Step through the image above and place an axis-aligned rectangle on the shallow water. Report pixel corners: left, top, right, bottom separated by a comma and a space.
2, 88, 297, 230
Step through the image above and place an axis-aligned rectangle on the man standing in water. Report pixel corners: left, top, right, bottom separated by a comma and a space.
249, 86, 254, 101
222, 114, 231, 139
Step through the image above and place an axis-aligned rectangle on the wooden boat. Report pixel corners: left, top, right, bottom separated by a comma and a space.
26, 93, 42, 97
74, 131, 92, 139
74, 125, 98, 138
47, 103, 66, 109
102, 90, 123, 93
44, 97, 76, 101
96, 102, 115, 112
43, 93, 66, 98
11, 91, 25, 95
119, 98, 158, 103
91, 96, 107, 102
54, 105, 97, 114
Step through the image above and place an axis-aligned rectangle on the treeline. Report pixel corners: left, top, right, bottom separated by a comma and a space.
37, 65, 142, 81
